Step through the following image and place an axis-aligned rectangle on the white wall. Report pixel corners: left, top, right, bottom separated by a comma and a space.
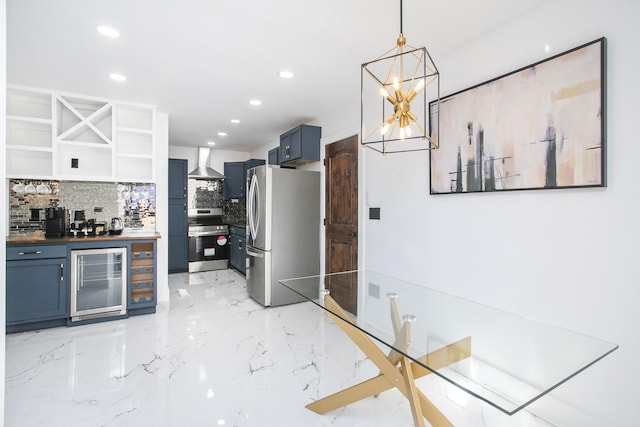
1, 0, 7, 423
168, 145, 250, 171
318, 0, 639, 425
155, 113, 169, 302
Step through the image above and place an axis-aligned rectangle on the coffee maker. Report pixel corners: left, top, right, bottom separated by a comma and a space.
45, 207, 68, 237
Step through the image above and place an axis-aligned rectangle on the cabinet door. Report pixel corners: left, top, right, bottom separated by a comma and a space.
268, 148, 279, 165
224, 162, 244, 199
6, 258, 68, 324
168, 158, 188, 199
288, 127, 302, 161
229, 233, 246, 274
168, 199, 188, 272
238, 235, 246, 274
279, 131, 290, 163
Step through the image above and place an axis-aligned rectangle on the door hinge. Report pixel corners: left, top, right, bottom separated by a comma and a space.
323, 159, 326, 166
323, 218, 326, 226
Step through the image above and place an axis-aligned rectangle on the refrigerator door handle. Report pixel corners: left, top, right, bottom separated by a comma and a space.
248, 173, 260, 242
246, 250, 264, 258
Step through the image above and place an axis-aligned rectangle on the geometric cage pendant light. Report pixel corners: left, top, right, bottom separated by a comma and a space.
361, 0, 440, 154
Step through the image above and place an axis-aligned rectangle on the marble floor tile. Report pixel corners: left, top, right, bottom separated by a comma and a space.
5, 270, 595, 426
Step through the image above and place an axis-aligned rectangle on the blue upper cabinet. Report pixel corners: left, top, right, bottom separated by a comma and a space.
268, 147, 279, 165
279, 124, 321, 166
224, 162, 245, 199
224, 159, 265, 199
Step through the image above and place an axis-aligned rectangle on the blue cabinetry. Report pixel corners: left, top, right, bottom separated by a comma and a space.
168, 158, 188, 272
268, 147, 279, 165
6, 244, 68, 332
229, 226, 246, 274
279, 124, 321, 166
224, 159, 265, 199
6, 237, 158, 332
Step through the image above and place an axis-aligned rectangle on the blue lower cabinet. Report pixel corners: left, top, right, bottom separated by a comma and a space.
6, 238, 159, 332
6, 245, 68, 331
229, 227, 246, 274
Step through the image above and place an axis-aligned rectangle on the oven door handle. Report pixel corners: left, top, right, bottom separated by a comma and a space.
246, 250, 264, 258
188, 231, 227, 237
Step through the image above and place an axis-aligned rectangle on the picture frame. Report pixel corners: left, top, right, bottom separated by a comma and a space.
429, 37, 606, 194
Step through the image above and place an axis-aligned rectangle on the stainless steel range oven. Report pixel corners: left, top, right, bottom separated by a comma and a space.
188, 208, 229, 272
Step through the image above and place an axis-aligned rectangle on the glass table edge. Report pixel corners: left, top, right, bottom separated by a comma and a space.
277, 270, 619, 415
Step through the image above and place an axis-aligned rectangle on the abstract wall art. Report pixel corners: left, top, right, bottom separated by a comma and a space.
429, 38, 606, 194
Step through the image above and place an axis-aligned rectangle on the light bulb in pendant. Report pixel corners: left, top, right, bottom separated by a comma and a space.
393, 76, 400, 90
399, 127, 406, 139
381, 123, 390, 135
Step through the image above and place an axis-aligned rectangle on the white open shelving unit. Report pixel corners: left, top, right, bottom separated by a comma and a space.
6, 85, 156, 182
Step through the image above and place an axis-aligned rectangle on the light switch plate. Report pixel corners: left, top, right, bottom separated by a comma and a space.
369, 207, 381, 220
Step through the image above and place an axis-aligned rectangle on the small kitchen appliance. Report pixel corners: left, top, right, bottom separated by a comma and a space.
45, 207, 68, 237
110, 217, 123, 235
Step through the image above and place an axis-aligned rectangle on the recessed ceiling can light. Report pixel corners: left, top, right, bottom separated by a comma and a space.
97, 25, 120, 38
109, 73, 127, 82
217, 132, 227, 136
207, 141, 216, 145
230, 119, 240, 124
279, 70, 294, 79
249, 99, 261, 106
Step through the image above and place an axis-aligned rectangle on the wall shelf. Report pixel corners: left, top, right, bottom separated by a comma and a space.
6, 85, 156, 182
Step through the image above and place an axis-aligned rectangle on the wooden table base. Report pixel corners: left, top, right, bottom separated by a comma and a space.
307, 294, 472, 427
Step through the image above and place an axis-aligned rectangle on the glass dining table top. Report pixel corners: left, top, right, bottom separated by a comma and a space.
278, 270, 618, 415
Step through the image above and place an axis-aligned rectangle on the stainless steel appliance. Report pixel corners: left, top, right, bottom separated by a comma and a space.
188, 208, 230, 272
246, 165, 320, 306
70, 247, 127, 322
110, 217, 123, 235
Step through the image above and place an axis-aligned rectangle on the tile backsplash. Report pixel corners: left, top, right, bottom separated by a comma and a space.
8, 179, 156, 235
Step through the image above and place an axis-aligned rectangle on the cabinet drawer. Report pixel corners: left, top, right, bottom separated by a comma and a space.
6, 245, 67, 261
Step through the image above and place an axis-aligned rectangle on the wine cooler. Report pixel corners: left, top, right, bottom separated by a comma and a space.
70, 247, 127, 322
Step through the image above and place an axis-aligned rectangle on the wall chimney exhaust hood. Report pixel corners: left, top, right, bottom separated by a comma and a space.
188, 146, 225, 179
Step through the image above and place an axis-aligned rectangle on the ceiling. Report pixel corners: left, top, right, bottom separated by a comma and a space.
7, 0, 549, 152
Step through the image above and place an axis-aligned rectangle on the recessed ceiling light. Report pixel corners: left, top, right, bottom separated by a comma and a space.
217, 132, 227, 136
230, 119, 240, 124
207, 141, 216, 146
279, 70, 294, 79
109, 73, 126, 82
249, 99, 261, 106
97, 25, 120, 38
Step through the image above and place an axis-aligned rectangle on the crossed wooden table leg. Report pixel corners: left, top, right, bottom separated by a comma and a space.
307, 292, 472, 427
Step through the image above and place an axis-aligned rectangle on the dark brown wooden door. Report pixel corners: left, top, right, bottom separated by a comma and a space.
325, 135, 358, 314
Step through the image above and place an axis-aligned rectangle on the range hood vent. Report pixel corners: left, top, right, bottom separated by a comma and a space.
188, 146, 225, 179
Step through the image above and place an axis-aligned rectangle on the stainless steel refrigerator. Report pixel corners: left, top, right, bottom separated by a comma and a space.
246, 165, 320, 306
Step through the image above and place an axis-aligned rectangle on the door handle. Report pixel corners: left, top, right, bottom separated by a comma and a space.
246, 250, 264, 258
60, 264, 64, 282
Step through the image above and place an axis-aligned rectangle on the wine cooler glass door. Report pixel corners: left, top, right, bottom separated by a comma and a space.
70, 247, 127, 321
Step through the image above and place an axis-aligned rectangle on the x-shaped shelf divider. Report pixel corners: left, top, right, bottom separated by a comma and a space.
56, 95, 113, 145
